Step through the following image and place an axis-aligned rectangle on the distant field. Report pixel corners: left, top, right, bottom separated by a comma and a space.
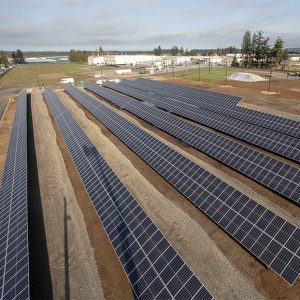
175, 67, 247, 84
0, 63, 114, 88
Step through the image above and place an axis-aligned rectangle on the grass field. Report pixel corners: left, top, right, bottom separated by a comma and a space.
0, 63, 114, 88
175, 67, 246, 84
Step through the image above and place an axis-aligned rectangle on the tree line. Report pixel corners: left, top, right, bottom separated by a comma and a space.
240, 31, 288, 68
0, 49, 25, 65
69, 49, 89, 63
0, 51, 9, 67
153, 45, 239, 56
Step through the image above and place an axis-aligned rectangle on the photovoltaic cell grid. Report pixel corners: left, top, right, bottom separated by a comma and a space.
66, 85, 300, 285
85, 84, 300, 206
128, 78, 300, 139
103, 81, 300, 164
134, 78, 242, 105
0, 91, 29, 300
44, 88, 213, 300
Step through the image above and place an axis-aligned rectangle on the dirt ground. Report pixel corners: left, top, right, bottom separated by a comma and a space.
0, 100, 16, 181
0, 87, 21, 179
0, 98, 9, 120
59, 88, 300, 298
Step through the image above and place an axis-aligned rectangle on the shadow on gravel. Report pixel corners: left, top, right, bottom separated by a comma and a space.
27, 93, 53, 299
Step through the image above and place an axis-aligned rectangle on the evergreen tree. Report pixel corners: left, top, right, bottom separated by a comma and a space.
282, 49, 289, 61
231, 54, 239, 67
253, 31, 271, 68
69, 49, 88, 63
180, 46, 184, 56
98, 46, 105, 55
170, 45, 179, 56
0, 51, 9, 67
241, 31, 252, 68
153, 46, 162, 56
12, 49, 25, 64
251, 32, 257, 67
272, 37, 285, 66
189, 49, 198, 56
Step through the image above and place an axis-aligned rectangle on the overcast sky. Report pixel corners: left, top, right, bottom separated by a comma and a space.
1, 0, 299, 51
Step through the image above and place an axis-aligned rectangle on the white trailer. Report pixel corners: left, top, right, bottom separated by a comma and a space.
59, 78, 75, 84
115, 69, 132, 75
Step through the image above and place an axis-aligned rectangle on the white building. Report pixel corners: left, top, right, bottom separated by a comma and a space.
289, 55, 300, 62
163, 56, 192, 65
103, 55, 162, 66
88, 56, 105, 65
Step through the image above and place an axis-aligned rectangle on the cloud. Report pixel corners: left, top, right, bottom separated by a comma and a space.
0, 0, 299, 50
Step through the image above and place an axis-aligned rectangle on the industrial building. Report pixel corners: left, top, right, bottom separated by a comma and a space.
88, 54, 229, 67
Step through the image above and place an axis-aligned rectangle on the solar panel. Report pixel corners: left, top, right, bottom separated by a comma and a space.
66, 85, 300, 285
85, 84, 300, 206
0, 91, 29, 300
123, 79, 300, 139
103, 81, 300, 164
44, 88, 213, 300
134, 78, 242, 104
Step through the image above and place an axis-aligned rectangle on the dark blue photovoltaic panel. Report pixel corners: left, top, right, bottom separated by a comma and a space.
85, 84, 300, 206
134, 78, 242, 104
44, 88, 213, 300
0, 91, 29, 300
66, 85, 300, 285
103, 81, 300, 164
126, 78, 300, 139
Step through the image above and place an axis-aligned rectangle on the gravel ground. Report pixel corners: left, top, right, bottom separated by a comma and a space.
31, 89, 105, 300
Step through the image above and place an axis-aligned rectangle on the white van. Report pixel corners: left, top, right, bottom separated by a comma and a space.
60, 78, 75, 84
108, 79, 121, 83
96, 79, 106, 85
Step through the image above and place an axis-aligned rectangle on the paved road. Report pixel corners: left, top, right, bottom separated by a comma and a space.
0, 87, 20, 119
0, 98, 9, 119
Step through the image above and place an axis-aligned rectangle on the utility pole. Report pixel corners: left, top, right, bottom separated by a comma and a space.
100, 64, 104, 77
172, 61, 175, 78
35, 73, 41, 89
208, 57, 211, 75
90, 65, 96, 82
198, 60, 201, 82
225, 60, 228, 86
268, 67, 272, 92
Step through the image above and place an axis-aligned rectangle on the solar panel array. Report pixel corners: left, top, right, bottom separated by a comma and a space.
44, 88, 213, 299
65, 85, 300, 285
0, 91, 29, 300
127, 78, 300, 139
134, 78, 242, 105
103, 81, 300, 164
85, 84, 300, 206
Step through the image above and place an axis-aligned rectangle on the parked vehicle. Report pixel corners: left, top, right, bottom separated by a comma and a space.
59, 78, 75, 84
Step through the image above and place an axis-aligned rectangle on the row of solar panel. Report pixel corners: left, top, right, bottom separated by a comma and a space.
0, 91, 29, 300
134, 78, 242, 104
44, 88, 213, 300
103, 81, 300, 164
65, 85, 300, 285
85, 84, 300, 206
128, 78, 300, 139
